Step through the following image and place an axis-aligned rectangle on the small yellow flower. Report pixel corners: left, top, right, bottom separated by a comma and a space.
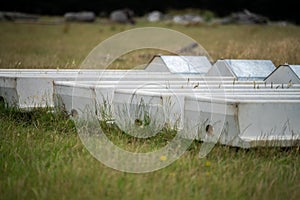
160, 155, 167, 161
205, 172, 210, 176
205, 161, 211, 167
169, 172, 176, 177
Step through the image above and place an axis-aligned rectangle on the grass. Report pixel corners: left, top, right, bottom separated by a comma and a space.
0, 107, 299, 200
0, 18, 300, 199
0, 19, 300, 69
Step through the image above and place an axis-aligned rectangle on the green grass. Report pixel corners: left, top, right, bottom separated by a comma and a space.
0, 19, 300, 69
0, 107, 299, 200
0, 18, 300, 199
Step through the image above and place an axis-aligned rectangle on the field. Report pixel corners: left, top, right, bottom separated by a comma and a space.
1, 19, 300, 68
0, 18, 300, 200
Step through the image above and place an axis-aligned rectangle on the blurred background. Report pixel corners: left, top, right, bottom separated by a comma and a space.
1, 0, 299, 24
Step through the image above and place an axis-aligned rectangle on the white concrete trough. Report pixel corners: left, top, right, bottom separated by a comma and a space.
53, 76, 270, 115
184, 95, 300, 148
1, 71, 216, 109
115, 91, 169, 137
53, 79, 231, 120
63, 79, 271, 89
54, 78, 287, 117
0, 74, 75, 109
112, 88, 300, 133
265, 64, 300, 84
0, 69, 144, 74
0, 69, 153, 109
54, 78, 300, 119
144, 55, 212, 74
206, 59, 276, 81
54, 78, 242, 119
54, 77, 300, 147
54, 81, 179, 120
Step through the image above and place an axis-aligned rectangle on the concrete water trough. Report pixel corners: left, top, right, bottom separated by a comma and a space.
53, 78, 240, 119
53, 77, 300, 148
144, 55, 212, 74
0, 69, 151, 109
54, 81, 179, 120
54, 78, 293, 118
54, 77, 300, 118
0, 71, 217, 109
0, 57, 279, 109
59, 79, 270, 89
206, 59, 276, 81
183, 95, 300, 148
0, 69, 144, 74
112, 87, 300, 132
265, 64, 300, 84
53, 78, 217, 119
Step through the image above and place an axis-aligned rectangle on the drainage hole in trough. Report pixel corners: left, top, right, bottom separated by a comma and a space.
71, 109, 78, 118
135, 119, 142, 126
206, 124, 214, 135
